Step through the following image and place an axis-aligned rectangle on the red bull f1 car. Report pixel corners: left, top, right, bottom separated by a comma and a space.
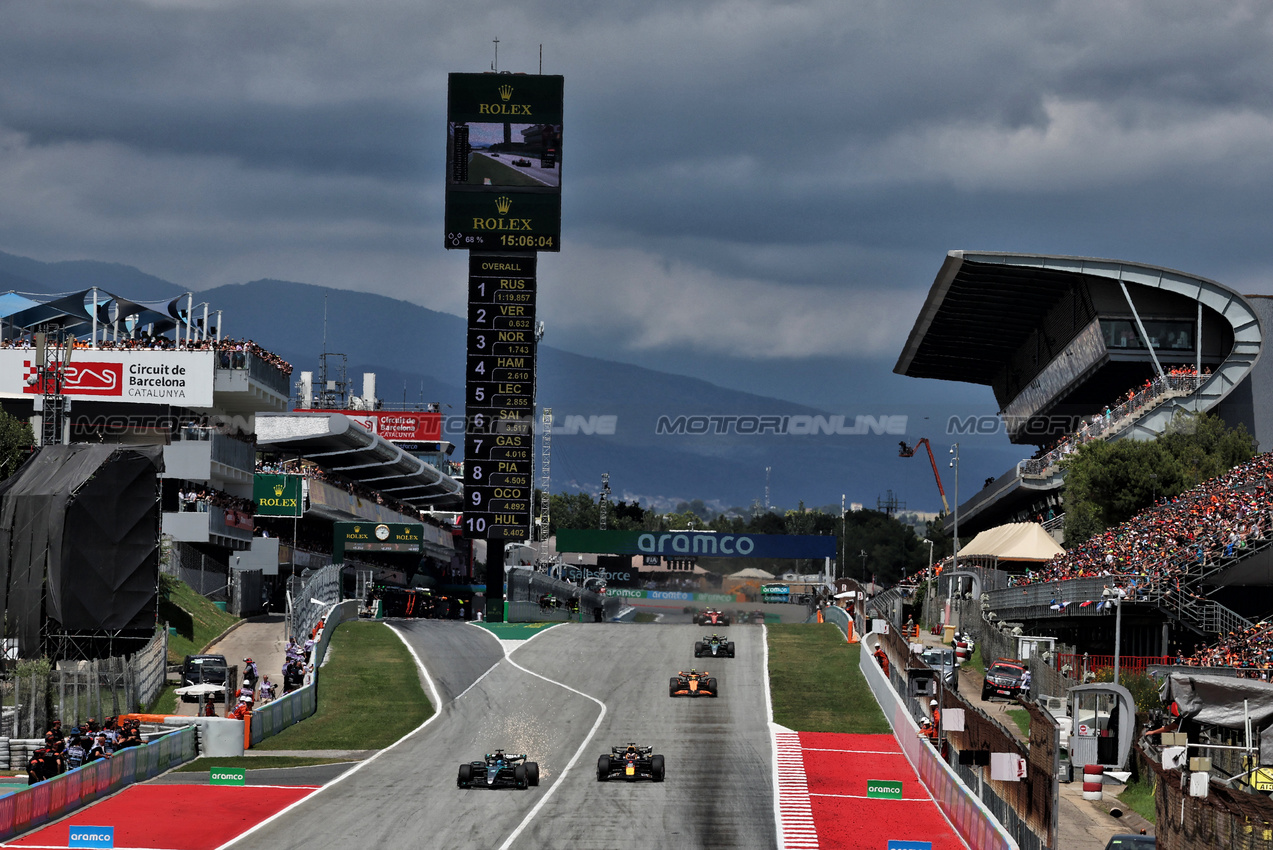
669, 669, 718, 697
694, 634, 735, 658
597, 743, 665, 782
457, 750, 540, 789
694, 608, 731, 626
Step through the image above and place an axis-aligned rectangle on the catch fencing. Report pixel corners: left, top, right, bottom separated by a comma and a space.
287, 564, 342, 643
0, 630, 169, 738
505, 568, 622, 623
0, 726, 195, 842
1145, 741, 1273, 850
856, 627, 1020, 850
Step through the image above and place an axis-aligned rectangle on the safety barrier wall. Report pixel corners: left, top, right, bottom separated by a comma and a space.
505, 569, 622, 622
857, 633, 1019, 850
250, 599, 357, 746
602, 588, 741, 604
0, 726, 196, 842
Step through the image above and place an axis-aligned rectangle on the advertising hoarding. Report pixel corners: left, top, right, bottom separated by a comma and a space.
0, 349, 215, 406
295, 409, 443, 442
557, 529, 838, 560
334, 522, 425, 554
253, 475, 304, 517
445, 73, 563, 251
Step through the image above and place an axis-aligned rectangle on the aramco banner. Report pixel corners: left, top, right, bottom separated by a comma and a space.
253, 475, 303, 517
556, 529, 837, 560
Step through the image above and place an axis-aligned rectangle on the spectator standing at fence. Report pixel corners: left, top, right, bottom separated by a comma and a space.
242, 656, 258, 692
65, 734, 86, 769
259, 676, 277, 702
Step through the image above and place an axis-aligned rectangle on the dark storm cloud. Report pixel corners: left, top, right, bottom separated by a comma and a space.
2, 0, 1273, 364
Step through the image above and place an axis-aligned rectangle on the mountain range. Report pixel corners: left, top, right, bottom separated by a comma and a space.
0, 250, 1019, 513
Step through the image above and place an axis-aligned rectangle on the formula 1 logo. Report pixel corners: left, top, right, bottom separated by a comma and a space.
23, 361, 123, 396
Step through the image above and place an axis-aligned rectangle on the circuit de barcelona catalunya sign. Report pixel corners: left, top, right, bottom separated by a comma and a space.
0, 349, 215, 405
556, 529, 837, 560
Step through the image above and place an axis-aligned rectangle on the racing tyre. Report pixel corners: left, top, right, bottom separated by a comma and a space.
727, 642, 735, 657
981, 687, 991, 701
722, 617, 731, 627
597, 754, 611, 781
707, 677, 718, 695
694, 642, 703, 657
513, 764, 527, 789
457, 763, 472, 788
651, 754, 665, 782
526, 761, 540, 786
669, 677, 680, 696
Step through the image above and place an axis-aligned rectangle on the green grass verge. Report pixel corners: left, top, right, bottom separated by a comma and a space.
1118, 773, 1157, 823
254, 621, 430, 751
964, 644, 985, 677
174, 755, 354, 772
1004, 708, 1032, 738
768, 623, 890, 734
163, 579, 240, 663
147, 685, 178, 716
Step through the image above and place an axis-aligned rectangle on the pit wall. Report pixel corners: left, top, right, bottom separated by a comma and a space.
0, 726, 196, 841
835, 607, 1019, 850
249, 599, 359, 746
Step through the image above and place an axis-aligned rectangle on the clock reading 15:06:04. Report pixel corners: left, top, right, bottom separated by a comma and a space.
499, 235, 556, 249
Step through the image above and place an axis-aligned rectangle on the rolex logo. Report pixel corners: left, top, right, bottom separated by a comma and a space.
273, 483, 285, 496
495, 196, 512, 215
498, 84, 514, 101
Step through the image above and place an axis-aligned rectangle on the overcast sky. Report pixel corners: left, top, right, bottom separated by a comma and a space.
3, 1, 1273, 487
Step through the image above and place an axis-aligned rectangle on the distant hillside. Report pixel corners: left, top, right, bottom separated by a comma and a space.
0, 253, 982, 510
0, 251, 185, 300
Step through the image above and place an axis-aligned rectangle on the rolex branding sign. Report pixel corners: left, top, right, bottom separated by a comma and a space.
253, 474, 303, 517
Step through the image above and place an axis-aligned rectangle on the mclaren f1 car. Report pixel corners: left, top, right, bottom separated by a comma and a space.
597, 743, 665, 782
669, 669, 718, 697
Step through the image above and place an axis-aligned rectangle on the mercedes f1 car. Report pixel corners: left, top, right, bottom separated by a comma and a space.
457, 750, 541, 789
694, 634, 735, 658
694, 608, 731, 626
597, 743, 665, 782
669, 669, 718, 697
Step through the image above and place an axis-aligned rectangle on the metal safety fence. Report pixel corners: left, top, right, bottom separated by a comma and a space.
287, 564, 342, 644
505, 568, 622, 623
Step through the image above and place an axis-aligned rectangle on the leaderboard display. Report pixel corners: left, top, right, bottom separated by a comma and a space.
445, 73, 563, 251
463, 254, 536, 541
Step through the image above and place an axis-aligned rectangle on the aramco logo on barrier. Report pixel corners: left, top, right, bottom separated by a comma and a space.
210, 767, 246, 786
69, 826, 115, 849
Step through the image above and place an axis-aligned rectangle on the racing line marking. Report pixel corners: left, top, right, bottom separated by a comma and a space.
774, 730, 819, 849
495, 643, 608, 850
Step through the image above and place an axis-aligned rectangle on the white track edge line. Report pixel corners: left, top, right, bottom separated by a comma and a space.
763, 624, 789, 850
495, 654, 607, 850
212, 622, 445, 850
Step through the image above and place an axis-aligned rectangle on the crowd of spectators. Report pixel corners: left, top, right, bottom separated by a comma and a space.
255, 457, 439, 524
1009, 452, 1273, 592
27, 717, 144, 785
0, 331, 293, 377
1020, 367, 1209, 476
176, 482, 255, 515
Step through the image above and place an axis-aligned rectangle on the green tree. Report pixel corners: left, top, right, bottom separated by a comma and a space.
0, 410, 33, 482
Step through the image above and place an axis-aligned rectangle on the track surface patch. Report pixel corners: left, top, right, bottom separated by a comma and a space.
5, 784, 316, 849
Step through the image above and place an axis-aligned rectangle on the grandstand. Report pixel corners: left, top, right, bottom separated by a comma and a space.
896, 251, 1271, 539
895, 252, 1273, 658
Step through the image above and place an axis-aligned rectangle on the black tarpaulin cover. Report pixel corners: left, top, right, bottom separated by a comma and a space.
0, 444, 162, 655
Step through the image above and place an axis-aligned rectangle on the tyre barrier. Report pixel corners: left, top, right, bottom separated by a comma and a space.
1082, 764, 1104, 801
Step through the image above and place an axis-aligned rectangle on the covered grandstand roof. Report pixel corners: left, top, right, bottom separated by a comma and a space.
959, 522, 1063, 562
255, 412, 463, 509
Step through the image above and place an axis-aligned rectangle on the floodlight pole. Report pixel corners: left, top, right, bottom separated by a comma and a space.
840, 494, 846, 579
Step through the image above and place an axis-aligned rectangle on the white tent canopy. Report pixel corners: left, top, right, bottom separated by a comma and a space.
726, 567, 775, 579
959, 522, 1063, 562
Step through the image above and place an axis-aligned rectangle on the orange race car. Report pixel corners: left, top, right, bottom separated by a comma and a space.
669, 669, 718, 698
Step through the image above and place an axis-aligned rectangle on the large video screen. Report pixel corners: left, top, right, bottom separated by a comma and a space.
445, 73, 563, 251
